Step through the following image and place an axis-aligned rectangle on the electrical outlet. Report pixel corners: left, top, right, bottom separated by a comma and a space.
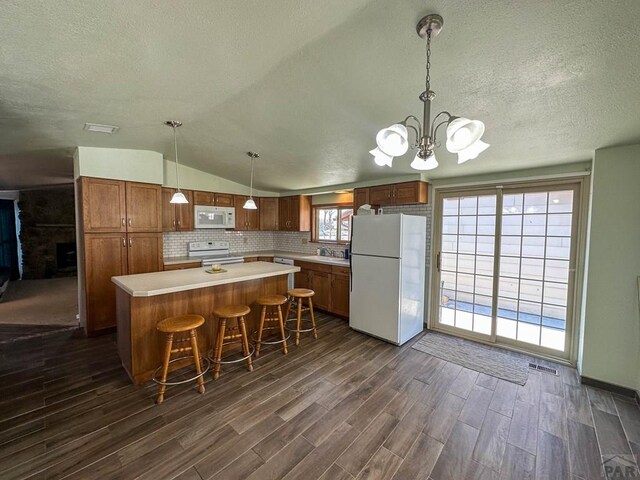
243, 237, 248, 244
302, 238, 308, 244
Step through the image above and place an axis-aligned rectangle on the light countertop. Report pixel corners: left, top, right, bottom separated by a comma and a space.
112, 262, 300, 297
163, 250, 350, 267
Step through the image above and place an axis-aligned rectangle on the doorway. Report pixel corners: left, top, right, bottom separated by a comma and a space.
431, 179, 585, 361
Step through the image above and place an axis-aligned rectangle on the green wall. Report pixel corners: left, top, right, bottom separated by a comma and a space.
580, 144, 640, 391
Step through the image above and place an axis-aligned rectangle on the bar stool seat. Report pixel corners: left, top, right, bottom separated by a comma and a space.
210, 305, 253, 380
154, 314, 209, 404
254, 294, 289, 357
284, 288, 318, 345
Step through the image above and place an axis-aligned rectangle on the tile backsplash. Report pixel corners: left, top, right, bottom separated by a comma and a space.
163, 204, 433, 260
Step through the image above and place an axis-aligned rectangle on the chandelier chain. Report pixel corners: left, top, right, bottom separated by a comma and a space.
425, 28, 432, 91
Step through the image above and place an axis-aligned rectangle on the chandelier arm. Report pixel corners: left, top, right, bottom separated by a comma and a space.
430, 112, 455, 141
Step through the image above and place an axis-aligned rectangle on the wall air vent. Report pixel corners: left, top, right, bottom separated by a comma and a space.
83, 123, 119, 134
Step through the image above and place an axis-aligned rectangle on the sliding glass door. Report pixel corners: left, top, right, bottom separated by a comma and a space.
433, 181, 582, 360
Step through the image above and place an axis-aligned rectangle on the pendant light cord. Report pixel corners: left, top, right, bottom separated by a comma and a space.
249, 156, 254, 198
173, 125, 181, 192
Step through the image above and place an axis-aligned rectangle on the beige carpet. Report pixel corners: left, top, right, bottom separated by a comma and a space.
0, 277, 78, 326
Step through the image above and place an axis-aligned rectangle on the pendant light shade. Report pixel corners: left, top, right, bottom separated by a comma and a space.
456, 139, 490, 164
375, 124, 409, 157
165, 120, 188, 204
410, 151, 439, 171
370, 147, 393, 167
445, 117, 486, 153
243, 151, 259, 210
243, 197, 257, 210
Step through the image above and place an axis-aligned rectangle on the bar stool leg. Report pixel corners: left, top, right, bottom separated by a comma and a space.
213, 319, 226, 380
189, 329, 205, 394
308, 297, 318, 339
277, 305, 288, 354
157, 333, 174, 404
295, 300, 303, 345
238, 316, 253, 372
255, 305, 267, 358
284, 298, 292, 323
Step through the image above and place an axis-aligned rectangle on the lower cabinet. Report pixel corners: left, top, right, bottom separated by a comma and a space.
293, 261, 350, 318
164, 261, 201, 271
83, 232, 162, 335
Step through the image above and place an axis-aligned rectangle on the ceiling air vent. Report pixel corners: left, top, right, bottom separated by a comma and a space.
83, 123, 119, 134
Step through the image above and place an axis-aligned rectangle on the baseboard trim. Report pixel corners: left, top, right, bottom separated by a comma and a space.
580, 376, 637, 398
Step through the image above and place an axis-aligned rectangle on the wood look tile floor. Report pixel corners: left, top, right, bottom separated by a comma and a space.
1, 314, 639, 479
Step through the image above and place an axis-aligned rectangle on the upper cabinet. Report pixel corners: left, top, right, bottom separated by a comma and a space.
234, 195, 259, 231
162, 188, 193, 232
125, 182, 162, 232
369, 181, 428, 206
193, 191, 234, 207
80, 177, 127, 233
279, 195, 311, 231
259, 197, 279, 231
81, 177, 162, 233
353, 187, 370, 213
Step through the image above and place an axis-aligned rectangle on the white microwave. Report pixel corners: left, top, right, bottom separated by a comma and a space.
194, 205, 235, 229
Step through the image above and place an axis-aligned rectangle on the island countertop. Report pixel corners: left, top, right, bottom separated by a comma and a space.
112, 261, 300, 297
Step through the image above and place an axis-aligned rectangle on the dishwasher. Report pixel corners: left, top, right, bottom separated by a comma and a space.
273, 257, 295, 290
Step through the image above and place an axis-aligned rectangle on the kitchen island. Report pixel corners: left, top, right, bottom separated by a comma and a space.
112, 261, 299, 384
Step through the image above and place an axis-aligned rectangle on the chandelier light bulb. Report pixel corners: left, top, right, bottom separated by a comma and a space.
375, 124, 409, 157
370, 148, 393, 167
410, 151, 438, 171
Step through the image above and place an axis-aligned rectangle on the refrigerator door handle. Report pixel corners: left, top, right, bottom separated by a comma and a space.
436, 252, 441, 272
349, 221, 354, 292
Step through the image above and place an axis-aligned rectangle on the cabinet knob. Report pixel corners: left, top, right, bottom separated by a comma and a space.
122, 237, 126, 247
128, 218, 132, 226
129, 238, 132, 247
121, 218, 125, 226
177, 220, 181, 226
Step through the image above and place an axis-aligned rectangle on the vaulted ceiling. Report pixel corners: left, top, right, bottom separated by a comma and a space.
1, 0, 639, 190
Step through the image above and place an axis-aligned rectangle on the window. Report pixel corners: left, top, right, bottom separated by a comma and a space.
313, 205, 353, 243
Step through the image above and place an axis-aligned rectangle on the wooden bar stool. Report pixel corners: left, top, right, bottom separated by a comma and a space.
284, 288, 318, 345
253, 294, 289, 357
210, 305, 254, 380
154, 314, 209, 404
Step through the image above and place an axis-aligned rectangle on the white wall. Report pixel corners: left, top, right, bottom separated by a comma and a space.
580, 144, 640, 391
74, 147, 164, 184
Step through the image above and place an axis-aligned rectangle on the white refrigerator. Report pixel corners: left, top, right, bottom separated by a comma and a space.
349, 214, 426, 345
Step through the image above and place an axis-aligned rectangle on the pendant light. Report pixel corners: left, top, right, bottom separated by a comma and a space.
243, 152, 259, 210
371, 14, 489, 170
165, 120, 188, 204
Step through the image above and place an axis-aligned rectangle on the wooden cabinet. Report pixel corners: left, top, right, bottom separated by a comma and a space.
244, 257, 258, 263
279, 195, 311, 231
80, 177, 127, 233
331, 266, 350, 317
126, 233, 162, 275
79, 176, 164, 335
215, 193, 234, 207
259, 197, 279, 230
353, 187, 370, 213
369, 181, 428, 206
234, 195, 259, 231
293, 261, 350, 318
162, 188, 193, 231
125, 182, 162, 232
164, 261, 201, 271
83, 233, 127, 332
257, 256, 273, 262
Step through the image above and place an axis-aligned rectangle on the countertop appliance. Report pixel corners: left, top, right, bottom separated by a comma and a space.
349, 214, 426, 345
194, 205, 235, 229
273, 257, 295, 290
187, 241, 244, 267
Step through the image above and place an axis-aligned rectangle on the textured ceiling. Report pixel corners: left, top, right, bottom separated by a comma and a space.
1, 0, 639, 191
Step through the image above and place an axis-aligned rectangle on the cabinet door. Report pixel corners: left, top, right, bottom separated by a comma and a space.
257, 256, 273, 262
194, 191, 215, 205
310, 271, 331, 311
278, 197, 291, 231
176, 190, 194, 231
125, 182, 162, 232
247, 200, 259, 231
81, 177, 126, 233
83, 233, 127, 332
259, 197, 279, 230
294, 269, 310, 290
331, 274, 350, 317
161, 188, 177, 232
369, 185, 394, 205
127, 233, 162, 274
214, 193, 234, 207
244, 257, 258, 263
289, 196, 300, 231
353, 188, 370, 213
394, 181, 427, 205
234, 195, 248, 230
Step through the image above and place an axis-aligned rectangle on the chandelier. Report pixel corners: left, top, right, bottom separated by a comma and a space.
370, 14, 489, 171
